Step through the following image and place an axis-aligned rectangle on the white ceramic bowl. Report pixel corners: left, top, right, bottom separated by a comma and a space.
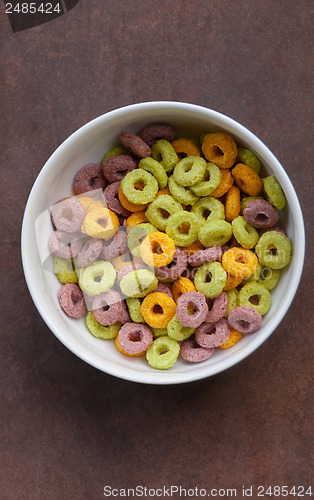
21, 102, 305, 384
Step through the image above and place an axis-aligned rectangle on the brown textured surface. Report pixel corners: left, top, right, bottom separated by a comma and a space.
0, 1, 313, 498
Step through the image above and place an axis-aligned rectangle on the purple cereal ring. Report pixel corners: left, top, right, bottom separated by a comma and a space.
76, 238, 103, 268
259, 225, 286, 237
119, 131, 151, 158
119, 300, 131, 324
51, 197, 86, 233
155, 282, 174, 299
180, 337, 214, 362
243, 199, 279, 229
156, 247, 188, 281
49, 231, 83, 259
176, 291, 208, 328
103, 181, 130, 217
195, 318, 230, 348
73, 163, 107, 195
101, 231, 128, 260
58, 283, 86, 318
137, 123, 176, 146
102, 155, 138, 182
188, 246, 223, 267
228, 306, 262, 333
116, 262, 147, 283
118, 323, 153, 355
205, 292, 229, 323
92, 290, 123, 326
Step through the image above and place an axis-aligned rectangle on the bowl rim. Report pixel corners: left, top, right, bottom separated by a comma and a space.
21, 101, 305, 384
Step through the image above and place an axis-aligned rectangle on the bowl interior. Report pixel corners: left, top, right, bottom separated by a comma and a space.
21, 102, 304, 384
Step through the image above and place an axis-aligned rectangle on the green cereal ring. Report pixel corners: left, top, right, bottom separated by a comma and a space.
127, 223, 157, 257
256, 231, 292, 269
241, 196, 263, 213
231, 215, 259, 249
86, 311, 121, 339
194, 262, 227, 298
146, 336, 180, 369
151, 327, 169, 338
238, 282, 271, 315
79, 261, 116, 295
258, 267, 281, 290
190, 163, 222, 196
120, 269, 158, 298
146, 195, 183, 231
198, 220, 232, 247
151, 139, 179, 172
167, 314, 195, 341
166, 212, 203, 246
139, 157, 168, 189
53, 256, 78, 284
173, 156, 207, 187
168, 175, 199, 205
262, 176, 286, 210
237, 147, 261, 174
126, 297, 145, 322
224, 288, 239, 318
191, 197, 225, 223
102, 145, 129, 163
121, 168, 158, 204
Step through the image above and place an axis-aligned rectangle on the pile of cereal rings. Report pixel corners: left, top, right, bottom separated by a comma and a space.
49, 122, 292, 370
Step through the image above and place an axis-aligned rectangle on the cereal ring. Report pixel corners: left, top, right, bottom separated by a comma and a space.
121, 169, 158, 205
81, 207, 119, 240
188, 247, 223, 267
166, 212, 202, 247
176, 291, 208, 328
180, 338, 214, 362
155, 282, 174, 299
140, 292, 177, 328
125, 211, 148, 228
262, 175, 286, 210
195, 318, 230, 348
202, 132, 238, 169
103, 182, 131, 217
223, 272, 243, 291
79, 261, 116, 296
210, 169, 234, 198
205, 292, 229, 323
77, 196, 104, 212
232, 163, 263, 196
118, 323, 153, 355
240, 196, 263, 213
199, 220, 233, 247
86, 311, 121, 339
258, 267, 281, 290
243, 199, 279, 229
237, 147, 261, 174
119, 269, 158, 298
224, 288, 239, 317
228, 306, 262, 333
194, 261, 227, 298
117, 262, 147, 283
140, 231, 176, 268
151, 327, 169, 338
191, 197, 225, 223
102, 145, 129, 162
53, 256, 78, 284
73, 163, 107, 194
120, 131, 152, 158
255, 231, 292, 269
222, 247, 258, 279
101, 230, 128, 260
145, 194, 183, 231
92, 291, 123, 326
49, 231, 83, 259
172, 277, 196, 302
118, 185, 149, 212
182, 240, 204, 256
219, 327, 242, 349
168, 176, 199, 205
156, 187, 171, 197
190, 163, 222, 196
146, 336, 180, 369
111, 254, 133, 272
137, 123, 176, 146
173, 156, 207, 187
102, 155, 138, 183
167, 315, 195, 341
58, 283, 86, 318
151, 139, 178, 172
258, 225, 286, 237
76, 238, 103, 268
231, 215, 259, 249
127, 223, 157, 257
225, 185, 241, 221
119, 300, 131, 324
171, 138, 200, 158
126, 297, 145, 323
139, 157, 168, 189
51, 198, 86, 233
238, 282, 271, 315
242, 262, 263, 283
156, 247, 188, 282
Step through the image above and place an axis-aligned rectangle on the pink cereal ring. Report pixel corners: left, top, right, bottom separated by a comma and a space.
103, 181, 130, 217
118, 323, 153, 355
205, 292, 229, 323
102, 231, 128, 260
76, 238, 103, 268
51, 197, 86, 233
92, 291, 123, 326
228, 306, 262, 333
102, 155, 138, 183
120, 131, 152, 158
180, 338, 214, 362
156, 247, 188, 281
155, 282, 174, 299
188, 246, 223, 267
73, 163, 107, 195
243, 199, 279, 229
49, 231, 83, 259
195, 318, 230, 348
176, 291, 208, 328
117, 262, 147, 283
119, 300, 131, 324
58, 283, 86, 318
137, 123, 176, 146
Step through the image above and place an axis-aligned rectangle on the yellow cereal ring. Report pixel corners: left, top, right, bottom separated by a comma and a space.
182, 240, 204, 256
172, 277, 196, 302
210, 169, 234, 198
219, 327, 242, 349
125, 211, 148, 228
232, 163, 263, 196
202, 132, 238, 169
118, 185, 149, 212
140, 292, 177, 328
223, 272, 243, 291
115, 336, 145, 356
140, 231, 176, 268
222, 247, 259, 279
225, 185, 241, 221
77, 196, 96, 211
171, 138, 201, 158
111, 254, 133, 271
81, 207, 118, 240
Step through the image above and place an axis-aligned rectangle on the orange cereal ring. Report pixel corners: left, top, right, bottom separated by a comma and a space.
222, 247, 258, 279
171, 138, 200, 159
111, 254, 133, 271
125, 211, 148, 228
210, 169, 234, 198
115, 336, 145, 356
140, 292, 176, 328
223, 272, 243, 291
232, 163, 263, 196
140, 231, 176, 268
81, 207, 119, 240
225, 185, 241, 221
172, 277, 196, 302
156, 187, 171, 197
182, 240, 204, 256
118, 185, 149, 212
219, 327, 242, 349
202, 132, 238, 169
